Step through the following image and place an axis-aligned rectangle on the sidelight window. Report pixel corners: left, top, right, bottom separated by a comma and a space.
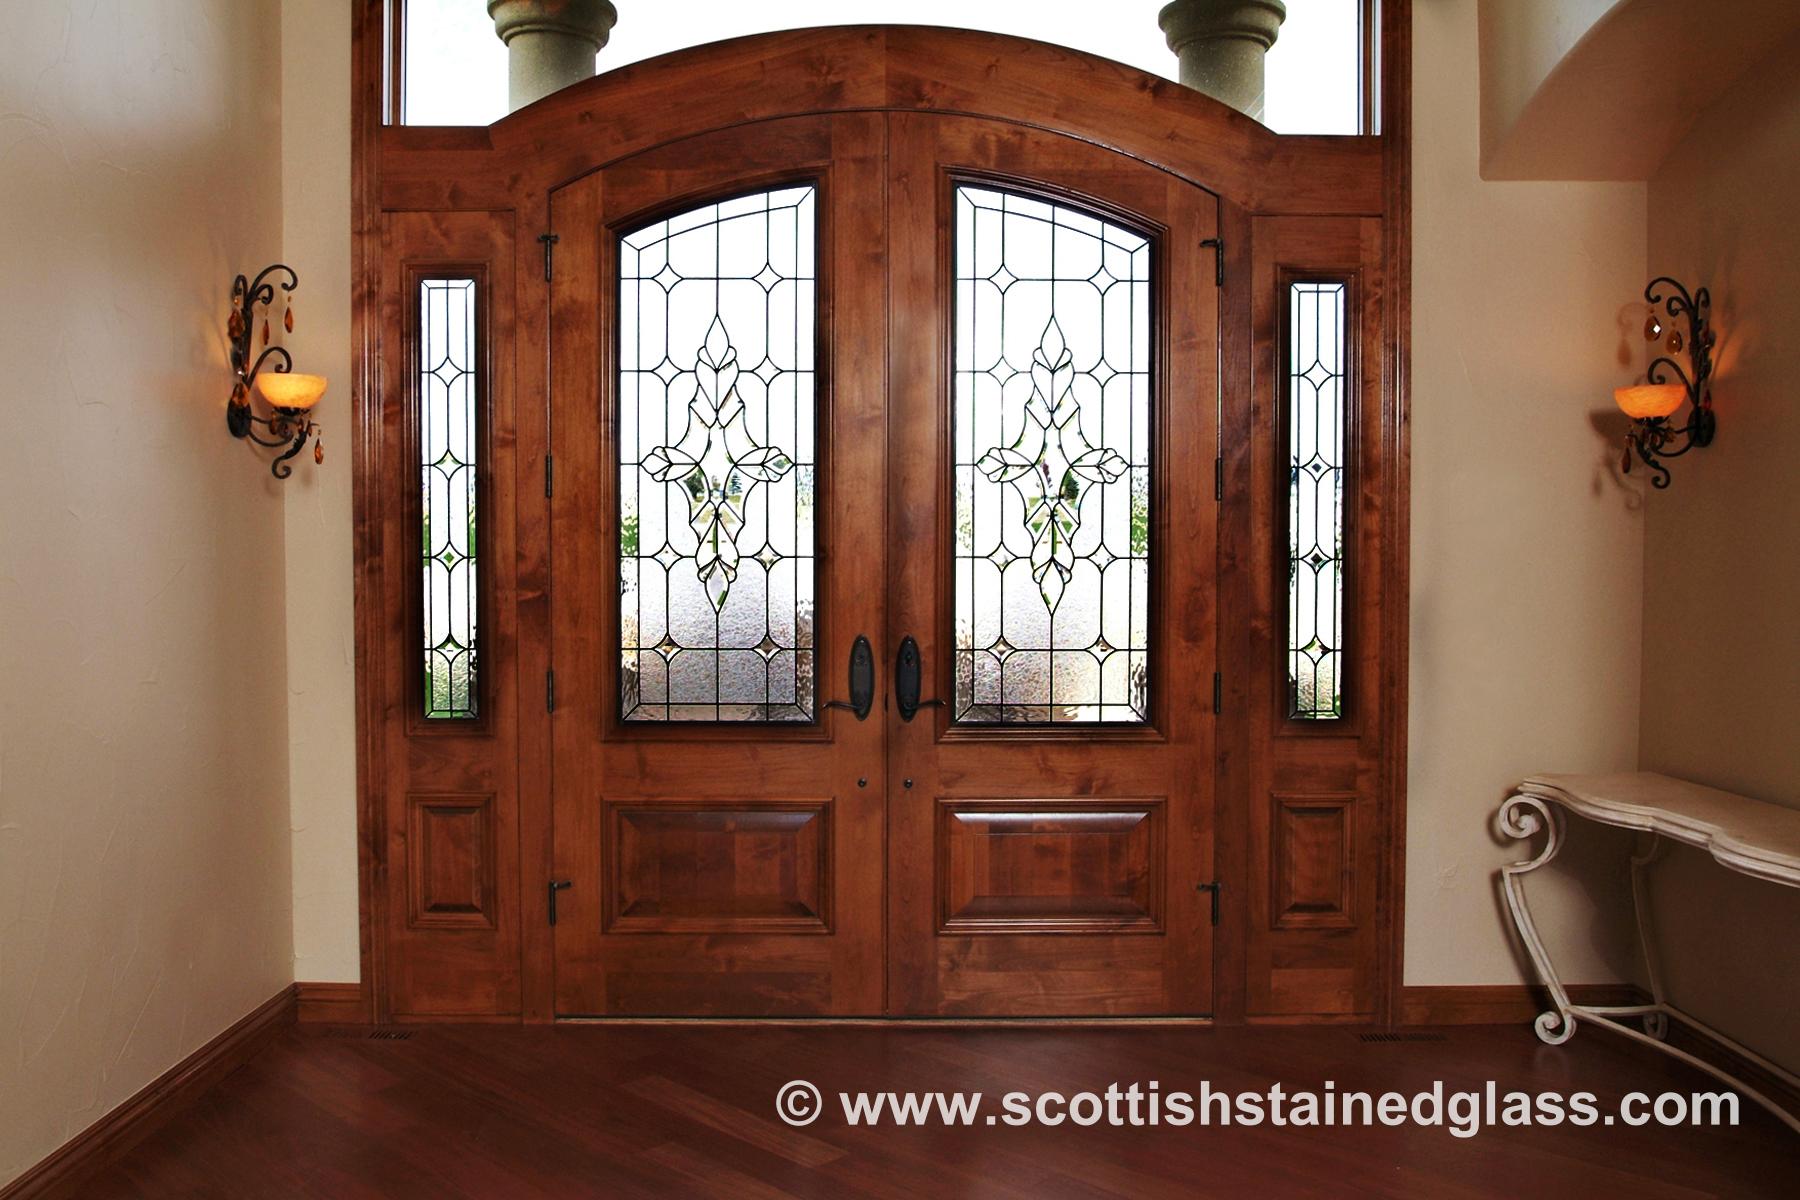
951, 186, 1153, 724
420, 276, 481, 720
1284, 279, 1349, 721
617, 186, 818, 722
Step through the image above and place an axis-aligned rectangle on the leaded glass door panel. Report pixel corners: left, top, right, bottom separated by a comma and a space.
886, 115, 1218, 1015
548, 116, 887, 1016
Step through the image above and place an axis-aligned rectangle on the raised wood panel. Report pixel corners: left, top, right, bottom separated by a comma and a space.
407, 794, 497, 929
605, 801, 833, 934
937, 800, 1163, 934
1270, 793, 1355, 930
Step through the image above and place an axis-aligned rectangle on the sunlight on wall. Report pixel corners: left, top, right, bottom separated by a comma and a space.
404, 0, 1361, 133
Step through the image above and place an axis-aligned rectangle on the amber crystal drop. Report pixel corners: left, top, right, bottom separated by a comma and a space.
228, 310, 245, 340
314, 439, 324, 465
230, 381, 247, 406
261, 318, 271, 346
284, 305, 294, 333
1620, 442, 1632, 474
1668, 330, 1684, 353
1644, 315, 1661, 341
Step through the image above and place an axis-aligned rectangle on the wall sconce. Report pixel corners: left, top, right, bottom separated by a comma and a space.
226, 264, 326, 478
1613, 276, 1716, 488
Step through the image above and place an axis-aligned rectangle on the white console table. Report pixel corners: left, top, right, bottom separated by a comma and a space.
1498, 772, 1800, 1134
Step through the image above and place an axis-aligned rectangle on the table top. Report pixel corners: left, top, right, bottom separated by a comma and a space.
1518, 772, 1800, 887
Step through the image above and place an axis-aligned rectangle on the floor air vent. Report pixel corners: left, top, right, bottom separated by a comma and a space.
321, 1028, 415, 1041
1357, 1031, 1449, 1044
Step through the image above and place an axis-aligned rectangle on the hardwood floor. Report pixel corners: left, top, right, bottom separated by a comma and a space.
81, 1023, 1796, 1198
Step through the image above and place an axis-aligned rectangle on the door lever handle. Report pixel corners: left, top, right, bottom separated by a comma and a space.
823, 634, 876, 720
894, 635, 946, 722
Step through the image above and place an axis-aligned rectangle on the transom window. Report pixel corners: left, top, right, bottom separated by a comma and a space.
398, 1, 1368, 134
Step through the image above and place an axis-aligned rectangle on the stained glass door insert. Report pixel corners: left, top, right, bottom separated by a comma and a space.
617, 187, 817, 722
952, 187, 1152, 724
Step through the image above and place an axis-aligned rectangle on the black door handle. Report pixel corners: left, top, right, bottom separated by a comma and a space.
895, 635, 947, 722
823, 634, 876, 720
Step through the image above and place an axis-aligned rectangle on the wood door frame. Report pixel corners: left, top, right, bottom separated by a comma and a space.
349, 13, 1413, 1025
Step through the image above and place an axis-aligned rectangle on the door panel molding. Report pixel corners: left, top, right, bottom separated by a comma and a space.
937, 799, 1165, 935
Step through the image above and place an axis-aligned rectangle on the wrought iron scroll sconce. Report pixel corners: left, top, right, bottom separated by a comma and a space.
1613, 276, 1717, 489
226, 264, 327, 478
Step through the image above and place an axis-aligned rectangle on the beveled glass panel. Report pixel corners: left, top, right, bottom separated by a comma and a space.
1287, 281, 1347, 720
952, 186, 1152, 724
421, 278, 479, 720
618, 186, 817, 722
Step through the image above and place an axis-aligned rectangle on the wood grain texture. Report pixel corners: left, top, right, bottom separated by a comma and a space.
606, 802, 833, 933
0, 988, 294, 1200
937, 801, 1164, 934
71, 1021, 1800, 1199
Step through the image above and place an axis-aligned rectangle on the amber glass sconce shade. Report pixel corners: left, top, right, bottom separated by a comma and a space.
1613, 276, 1716, 488
226, 264, 327, 477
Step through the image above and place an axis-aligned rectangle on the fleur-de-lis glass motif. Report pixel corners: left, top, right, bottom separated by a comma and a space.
642, 317, 796, 611
975, 318, 1129, 612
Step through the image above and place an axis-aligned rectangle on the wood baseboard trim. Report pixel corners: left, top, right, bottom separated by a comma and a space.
1661, 1018, 1800, 1116
295, 980, 373, 1024
1400, 984, 1649, 1026
0, 985, 295, 1200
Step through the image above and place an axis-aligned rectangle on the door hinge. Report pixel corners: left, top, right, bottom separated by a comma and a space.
1200, 236, 1224, 287
1214, 455, 1224, 501
547, 879, 572, 926
545, 668, 556, 713
1212, 671, 1222, 714
538, 232, 559, 281
1196, 880, 1222, 926
544, 454, 554, 498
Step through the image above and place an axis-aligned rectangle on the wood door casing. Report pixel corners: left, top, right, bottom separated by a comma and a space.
547, 115, 888, 1016
886, 114, 1219, 1016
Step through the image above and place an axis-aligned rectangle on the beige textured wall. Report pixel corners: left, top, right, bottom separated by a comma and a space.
1639, 35, 1800, 1068
281, 0, 361, 984
1405, 0, 1648, 986
0, 1, 294, 1186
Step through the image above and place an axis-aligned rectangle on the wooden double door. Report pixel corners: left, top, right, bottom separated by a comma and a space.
547, 112, 1218, 1016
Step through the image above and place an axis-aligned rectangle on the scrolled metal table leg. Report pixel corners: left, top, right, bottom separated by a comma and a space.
1497, 792, 1576, 1045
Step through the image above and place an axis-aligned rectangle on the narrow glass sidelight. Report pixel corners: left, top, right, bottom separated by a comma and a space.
1286, 280, 1348, 720
952, 186, 1153, 724
420, 277, 480, 720
618, 186, 818, 722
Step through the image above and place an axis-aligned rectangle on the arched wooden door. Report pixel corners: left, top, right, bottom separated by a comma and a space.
364, 26, 1400, 1027
546, 111, 1217, 1016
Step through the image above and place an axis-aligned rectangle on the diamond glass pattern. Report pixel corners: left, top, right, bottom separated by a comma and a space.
619, 187, 817, 722
952, 186, 1152, 724
1287, 281, 1347, 719
421, 278, 479, 719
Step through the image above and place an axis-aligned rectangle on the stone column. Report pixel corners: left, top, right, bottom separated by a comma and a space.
1158, 0, 1286, 121
488, 0, 618, 112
